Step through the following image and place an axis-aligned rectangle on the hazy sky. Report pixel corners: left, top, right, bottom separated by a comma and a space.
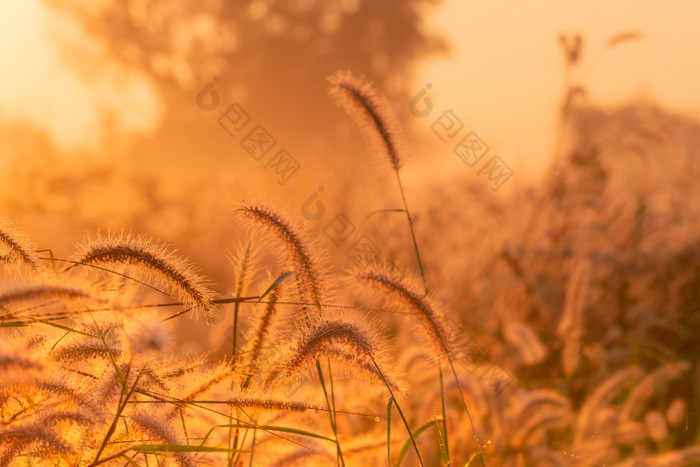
415, 0, 700, 180
0, 1, 160, 149
1, 0, 699, 180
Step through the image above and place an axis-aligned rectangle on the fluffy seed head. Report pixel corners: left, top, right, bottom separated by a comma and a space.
229, 241, 260, 300
575, 367, 643, 444
129, 411, 195, 467
265, 317, 395, 391
328, 70, 406, 171
0, 280, 103, 321
72, 232, 216, 322
242, 280, 282, 381
558, 258, 591, 376
0, 424, 74, 464
236, 205, 325, 317
620, 362, 690, 423
169, 361, 234, 419
354, 267, 457, 362
0, 218, 40, 272
123, 311, 174, 357
0, 341, 44, 373
227, 395, 323, 413
51, 341, 120, 364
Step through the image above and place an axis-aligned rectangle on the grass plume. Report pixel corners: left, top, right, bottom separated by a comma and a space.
328, 70, 428, 294
327, 70, 406, 171
242, 280, 282, 388
72, 232, 216, 322
0, 218, 40, 272
355, 267, 456, 362
236, 204, 325, 317
264, 317, 395, 391
129, 411, 196, 467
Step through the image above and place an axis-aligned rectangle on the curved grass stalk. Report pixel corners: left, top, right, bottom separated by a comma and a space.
328, 71, 428, 294
72, 233, 216, 322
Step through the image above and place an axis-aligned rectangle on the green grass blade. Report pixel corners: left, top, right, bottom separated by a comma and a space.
371, 356, 423, 466
464, 453, 479, 466
316, 359, 346, 466
434, 416, 449, 465
439, 368, 450, 465
387, 396, 394, 465
133, 444, 249, 453
395, 420, 437, 467
201, 423, 337, 445
0, 321, 28, 327
255, 271, 293, 304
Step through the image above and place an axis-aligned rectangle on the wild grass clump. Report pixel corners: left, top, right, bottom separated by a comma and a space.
0, 218, 40, 273
354, 266, 458, 363
1, 65, 699, 466
264, 316, 403, 394
327, 70, 406, 171
235, 204, 327, 318
72, 232, 216, 322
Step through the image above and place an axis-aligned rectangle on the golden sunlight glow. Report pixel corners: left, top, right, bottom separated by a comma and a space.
0, 1, 160, 150
2, 1, 699, 179
1, 1, 699, 465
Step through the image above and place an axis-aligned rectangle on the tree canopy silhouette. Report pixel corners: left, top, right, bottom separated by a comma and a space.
45, 0, 448, 178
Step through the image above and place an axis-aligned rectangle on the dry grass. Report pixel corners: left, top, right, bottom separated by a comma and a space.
0, 70, 699, 467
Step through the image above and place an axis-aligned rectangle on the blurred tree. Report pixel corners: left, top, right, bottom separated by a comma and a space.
44, 0, 448, 182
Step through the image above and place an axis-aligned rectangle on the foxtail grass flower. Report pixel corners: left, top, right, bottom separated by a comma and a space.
72, 232, 216, 322
236, 205, 326, 317
355, 267, 457, 363
0, 218, 40, 272
327, 70, 406, 171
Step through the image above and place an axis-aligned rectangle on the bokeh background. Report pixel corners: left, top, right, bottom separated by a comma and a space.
2, 0, 700, 178
2, 0, 700, 347
1, 0, 699, 340
2, 2, 700, 464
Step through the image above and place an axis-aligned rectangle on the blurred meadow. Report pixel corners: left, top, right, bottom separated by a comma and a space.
1, 1, 700, 465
